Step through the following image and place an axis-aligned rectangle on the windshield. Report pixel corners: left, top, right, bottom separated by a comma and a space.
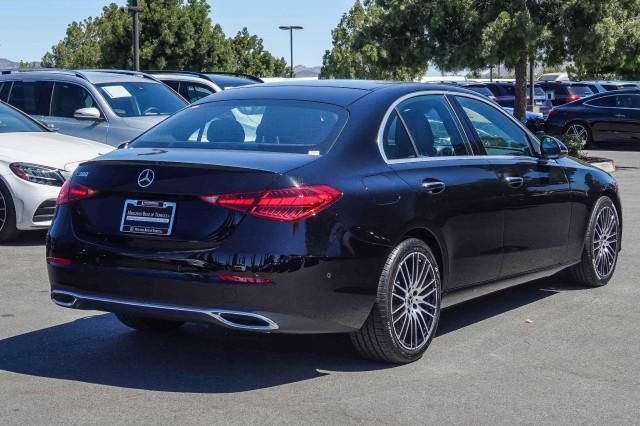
96, 82, 186, 117
132, 100, 348, 155
568, 85, 594, 97
0, 103, 43, 133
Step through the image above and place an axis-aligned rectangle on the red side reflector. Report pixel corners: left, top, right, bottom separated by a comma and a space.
57, 180, 97, 205
47, 257, 72, 266
218, 275, 273, 285
200, 185, 342, 222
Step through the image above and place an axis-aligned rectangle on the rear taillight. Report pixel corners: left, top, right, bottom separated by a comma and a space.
566, 95, 580, 102
56, 180, 97, 205
200, 185, 342, 222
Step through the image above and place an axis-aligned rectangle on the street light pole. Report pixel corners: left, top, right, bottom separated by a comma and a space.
279, 25, 303, 78
127, 1, 143, 71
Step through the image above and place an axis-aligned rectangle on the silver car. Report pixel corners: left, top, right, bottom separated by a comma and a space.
150, 71, 262, 103
0, 69, 187, 146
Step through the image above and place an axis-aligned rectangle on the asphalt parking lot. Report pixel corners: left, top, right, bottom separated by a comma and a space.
1, 148, 639, 425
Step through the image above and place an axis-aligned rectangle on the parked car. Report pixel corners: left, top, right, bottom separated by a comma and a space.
151, 71, 263, 103
481, 82, 552, 115
600, 81, 639, 91
537, 72, 569, 82
537, 81, 594, 106
546, 88, 640, 146
47, 81, 621, 364
0, 101, 111, 242
502, 107, 546, 134
578, 81, 609, 94
0, 69, 188, 146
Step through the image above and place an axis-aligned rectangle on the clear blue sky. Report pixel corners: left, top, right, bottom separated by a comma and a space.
0, 0, 355, 66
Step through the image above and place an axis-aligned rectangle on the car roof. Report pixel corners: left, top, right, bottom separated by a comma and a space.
190, 80, 475, 108
0, 69, 162, 85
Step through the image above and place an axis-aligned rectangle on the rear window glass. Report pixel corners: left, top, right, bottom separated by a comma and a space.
568, 85, 594, 97
132, 100, 348, 155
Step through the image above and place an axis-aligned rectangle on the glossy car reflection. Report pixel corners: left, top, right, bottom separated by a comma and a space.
47, 80, 622, 363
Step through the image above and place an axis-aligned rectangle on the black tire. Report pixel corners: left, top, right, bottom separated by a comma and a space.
116, 313, 184, 332
567, 196, 620, 287
0, 181, 20, 244
351, 238, 441, 364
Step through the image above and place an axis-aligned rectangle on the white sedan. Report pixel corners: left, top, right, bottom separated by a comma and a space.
0, 102, 112, 242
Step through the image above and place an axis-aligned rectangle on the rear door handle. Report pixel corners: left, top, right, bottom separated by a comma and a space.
504, 176, 524, 188
421, 180, 446, 195
615, 114, 626, 118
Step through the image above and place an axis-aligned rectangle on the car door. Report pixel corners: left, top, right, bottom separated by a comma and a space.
45, 81, 109, 143
452, 95, 572, 277
584, 95, 618, 143
610, 94, 640, 143
382, 94, 505, 289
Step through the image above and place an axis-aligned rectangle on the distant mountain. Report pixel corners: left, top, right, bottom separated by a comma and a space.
0, 58, 18, 68
294, 65, 321, 78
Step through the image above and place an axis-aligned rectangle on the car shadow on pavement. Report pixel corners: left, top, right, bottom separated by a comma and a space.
0, 276, 587, 393
3, 230, 48, 247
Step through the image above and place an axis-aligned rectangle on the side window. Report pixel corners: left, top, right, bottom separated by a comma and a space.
616, 94, 640, 108
397, 95, 468, 157
180, 83, 214, 103
163, 80, 180, 92
382, 110, 417, 160
0, 82, 9, 102
586, 96, 616, 107
51, 82, 98, 118
7, 81, 53, 116
456, 96, 533, 157
486, 85, 501, 97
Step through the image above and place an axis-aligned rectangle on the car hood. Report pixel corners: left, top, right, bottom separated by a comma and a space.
0, 132, 113, 172
123, 115, 170, 131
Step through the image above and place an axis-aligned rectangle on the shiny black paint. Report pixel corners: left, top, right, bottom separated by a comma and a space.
546, 89, 640, 144
47, 81, 621, 333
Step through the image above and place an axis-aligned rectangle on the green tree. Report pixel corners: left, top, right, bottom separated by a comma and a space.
41, 17, 103, 68
320, 0, 423, 80
229, 28, 288, 77
41, 0, 283, 76
350, 0, 640, 121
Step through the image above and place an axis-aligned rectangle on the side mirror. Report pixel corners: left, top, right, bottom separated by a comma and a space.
540, 135, 568, 160
73, 107, 103, 121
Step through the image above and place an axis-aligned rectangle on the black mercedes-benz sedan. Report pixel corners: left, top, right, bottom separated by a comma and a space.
546, 89, 640, 146
47, 80, 622, 364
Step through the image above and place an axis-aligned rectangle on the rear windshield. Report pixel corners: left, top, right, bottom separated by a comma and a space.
466, 86, 493, 97
567, 85, 594, 97
132, 100, 348, 155
96, 82, 186, 117
530, 85, 545, 96
0, 102, 43, 133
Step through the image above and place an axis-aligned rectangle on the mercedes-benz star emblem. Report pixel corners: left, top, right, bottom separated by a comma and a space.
137, 169, 155, 188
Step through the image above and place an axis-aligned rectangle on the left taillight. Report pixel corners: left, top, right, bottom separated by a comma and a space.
200, 185, 342, 222
56, 179, 97, 205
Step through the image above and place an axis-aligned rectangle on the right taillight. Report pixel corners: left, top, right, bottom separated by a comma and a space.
56, 180, 98, 205
200, 185, 342, 222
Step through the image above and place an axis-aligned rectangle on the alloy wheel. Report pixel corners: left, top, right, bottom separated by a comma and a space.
391, 251, 439, 351
565, 124, 589, 146
0, 189, 6, 233
592, 206, 618, 279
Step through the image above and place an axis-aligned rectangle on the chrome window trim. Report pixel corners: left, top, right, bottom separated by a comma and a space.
377, 90, 539, 164
377, 91, 473, 163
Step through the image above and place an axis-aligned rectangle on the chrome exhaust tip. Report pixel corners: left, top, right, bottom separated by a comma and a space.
210, 310, 279, 331
51, 291, 77, 308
